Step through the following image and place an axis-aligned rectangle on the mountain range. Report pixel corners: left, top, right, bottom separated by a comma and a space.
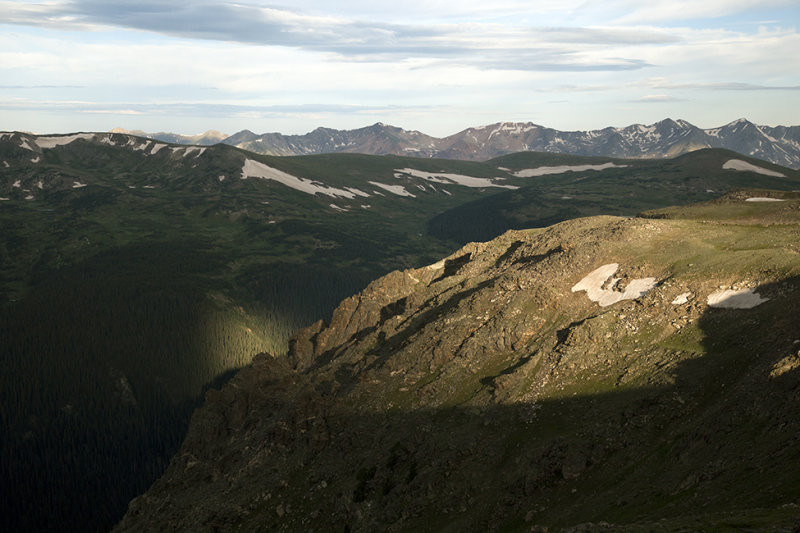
120, 118, 800, 169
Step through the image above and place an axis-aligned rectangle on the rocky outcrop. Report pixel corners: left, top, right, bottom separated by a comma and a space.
116, 197, 800, 532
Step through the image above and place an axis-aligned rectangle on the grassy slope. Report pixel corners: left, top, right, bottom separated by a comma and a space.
428, 148, 800, 243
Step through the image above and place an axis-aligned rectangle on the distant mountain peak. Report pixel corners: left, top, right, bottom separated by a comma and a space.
107, 118, 800, 169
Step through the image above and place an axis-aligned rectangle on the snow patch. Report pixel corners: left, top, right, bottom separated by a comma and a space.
242, 158, 360, 198
3, 161, 9, 168
218, 175, 226, 182
487, 122, 538, 140
671, 292, 692, 305
183, 146, 206, 158
35, 134, 94, 149
12, 180, 21, 188
513, 162, 627, 177
369, 181, 415, 197
150, 143, 167, 154
72, 181, 87, 188
395, 168, 517, 189
345, 187, 371, 198
36, 180, 44, 189
571, 263, 657, 307
745, 197, 785, 202
707, 288, 768, 309
133, 141, 151, 152
20, 137, 37, 151
0, 197, 9, 201
24, 194, 34, 200
427, 259, 446, 270
722, 159, 785, 177
329, 203, 348, 212
30, 156, 40, 163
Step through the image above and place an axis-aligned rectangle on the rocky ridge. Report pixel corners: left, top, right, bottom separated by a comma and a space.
116, 192, 800, 532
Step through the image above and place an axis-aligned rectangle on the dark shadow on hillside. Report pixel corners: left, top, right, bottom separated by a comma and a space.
0, 238, 372, 533
114, 277, 800, 533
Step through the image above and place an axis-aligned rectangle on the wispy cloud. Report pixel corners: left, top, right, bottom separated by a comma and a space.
632, 94, 685, 103
0, 84, 86, 89
609, 0, 796, 23
0, 0, 675, 72
0, 98, 435, 118
652, 81, 800, 91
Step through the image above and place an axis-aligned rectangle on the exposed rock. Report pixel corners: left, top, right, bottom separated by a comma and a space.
116, 206, 800, 533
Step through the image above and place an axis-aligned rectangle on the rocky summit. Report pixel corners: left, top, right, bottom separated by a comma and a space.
116, 192, 800, 532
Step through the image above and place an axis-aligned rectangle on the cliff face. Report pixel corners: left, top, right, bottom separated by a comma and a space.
116, 194, 800, 532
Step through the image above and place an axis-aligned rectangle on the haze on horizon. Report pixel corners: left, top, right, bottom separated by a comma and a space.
1, 0, 799, 136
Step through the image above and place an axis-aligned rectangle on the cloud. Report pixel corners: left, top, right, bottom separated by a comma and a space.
0, 98, 434, 118
0, 1, 671, 72
652, 81, 800, 91
0, 84, 86, 89
632, 94, 685, 102
82, 108, 144, 115
609, 0, 796, 24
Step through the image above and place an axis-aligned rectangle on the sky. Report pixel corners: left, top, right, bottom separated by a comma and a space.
1, 0, 799, 136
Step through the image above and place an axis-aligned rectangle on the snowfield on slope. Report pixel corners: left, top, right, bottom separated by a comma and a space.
394, 168, 518, 189
707, 288, 768, 309
572, 263, 658, 307
35, 134, 95, 149
745, 197, 785, 202
513, 162, 627, 177
241, 159, 367, 199
722, 159, 786, 177
369, 181, 415, 197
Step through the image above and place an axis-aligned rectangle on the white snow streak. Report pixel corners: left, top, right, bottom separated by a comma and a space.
745, 197, 785, 202
513, 162, 627, 177
242, 158, 364, 199
395, 168, 517, 189
369, 181, 415, 197
722, 159, 785, 177
35, 134, 94, 149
